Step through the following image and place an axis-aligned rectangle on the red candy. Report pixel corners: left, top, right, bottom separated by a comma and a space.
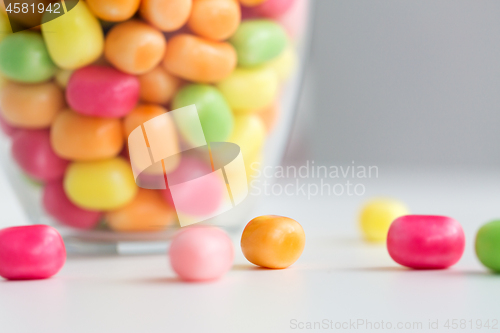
387, 215, 465, 269
11, 129, 69, 182
66, 65, 140, 118
0, 225, 66, 280
43, 181, 102, 230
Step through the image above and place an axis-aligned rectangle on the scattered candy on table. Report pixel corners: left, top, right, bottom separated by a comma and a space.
169, 226, 234, 281
359, 198, 409, 242
475, 220, 500, 272
0, 225, 66, 280
387, 215, 465, 269
241, 215, 305, 269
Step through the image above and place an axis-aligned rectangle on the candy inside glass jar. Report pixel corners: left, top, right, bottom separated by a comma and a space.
0, 0, 311, 253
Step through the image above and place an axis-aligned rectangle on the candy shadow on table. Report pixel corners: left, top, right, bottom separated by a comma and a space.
231, 264, 274, 271
441, 270, 500, 277
311, 236, 368, 248
337, 266, 411, 272
128, 276, 245, 285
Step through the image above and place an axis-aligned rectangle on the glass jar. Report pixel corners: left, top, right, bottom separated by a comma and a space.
0, 0, 313, 254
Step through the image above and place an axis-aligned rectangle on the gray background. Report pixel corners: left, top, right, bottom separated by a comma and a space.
291, 0, 500, 167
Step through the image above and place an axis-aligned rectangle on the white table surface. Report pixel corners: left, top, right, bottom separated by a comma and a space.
1, 166, 500, 333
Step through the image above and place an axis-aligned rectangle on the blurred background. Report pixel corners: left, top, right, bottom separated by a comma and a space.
287, 0, 500, 168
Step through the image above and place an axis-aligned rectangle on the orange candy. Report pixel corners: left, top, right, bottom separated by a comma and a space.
140, 0, 192, 32
257, 101, 279, 132
163, 34, 237, 83
87, 0, 140, 22
51, 110, 124, 161
104, 20, 166, 75
238, 0, 266, 6
122, 104, 168, 139
105, 189, 176, 232
0, 81, 64, 129
241, 215, 305, 269
188, 0, 241, 41
138, 66, 182, 105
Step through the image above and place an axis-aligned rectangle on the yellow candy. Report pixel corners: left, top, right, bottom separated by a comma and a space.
55, 69, 73, 88
0, 11, 12, 42
217, 67, 278, 112
266, 46, 297, 82
359, 198, 409, 242
228, 114, 266, 164
42, 1, 104, 69
64, 157, 138, 211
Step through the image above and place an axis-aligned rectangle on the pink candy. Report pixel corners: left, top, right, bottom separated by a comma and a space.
66, 65, 140, 118
11, 129, 69, 182
43, 181, 102, 230
0, 225, 66, 280
387, 215, 465, 269
253, 0, 296, 18
161, 157, 224, 216
169, 226, 234, 281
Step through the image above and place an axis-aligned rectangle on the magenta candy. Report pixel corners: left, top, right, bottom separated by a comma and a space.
387, 215, 465, 269
66, 65, 140, 118
169, 226, 234, 282
0, 225, 66, 280
43, 181, 102, 230
254, 0, 296, 18
0, 113, 18, 137
12, 129, 69, 182
161, 157, 224, 216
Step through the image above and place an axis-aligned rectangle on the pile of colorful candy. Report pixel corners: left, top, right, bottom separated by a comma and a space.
0, 0, 308, 232
1, 203, 500, 282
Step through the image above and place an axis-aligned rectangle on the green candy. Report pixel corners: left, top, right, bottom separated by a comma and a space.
0, 31, 57, 83
475, 220, 500, 272
172, 84, 234, 144
229, 19, 288, 67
